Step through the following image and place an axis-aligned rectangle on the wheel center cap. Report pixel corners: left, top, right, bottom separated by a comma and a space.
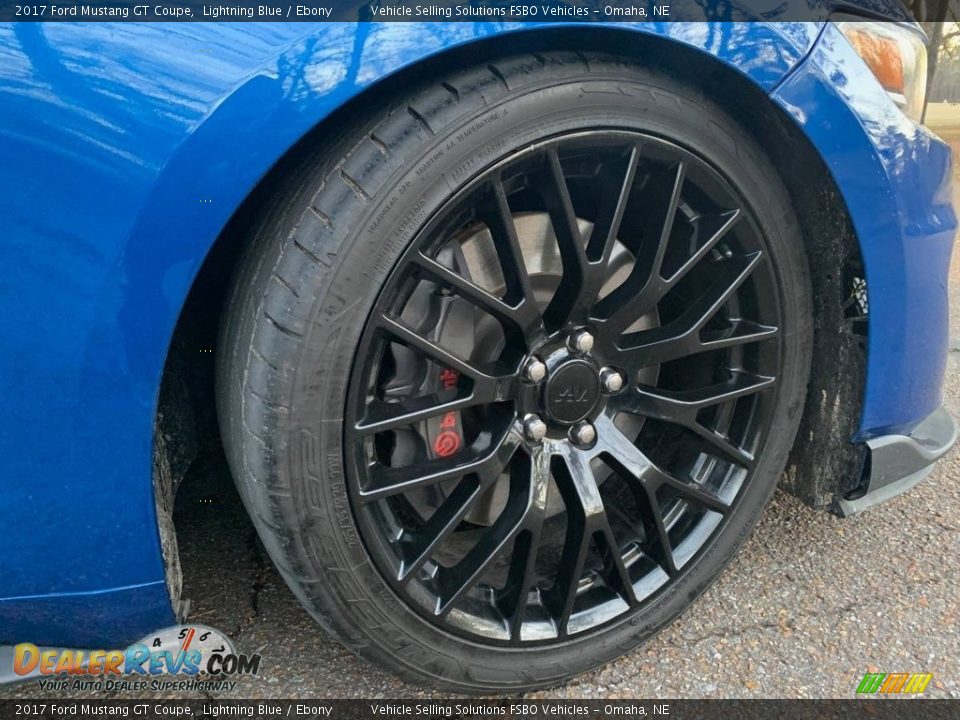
545, 360, 600, 424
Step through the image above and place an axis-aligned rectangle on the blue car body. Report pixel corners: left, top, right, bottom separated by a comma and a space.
0, 18, 954, 648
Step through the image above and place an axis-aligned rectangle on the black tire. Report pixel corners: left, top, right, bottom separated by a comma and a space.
216, 52, 812, 693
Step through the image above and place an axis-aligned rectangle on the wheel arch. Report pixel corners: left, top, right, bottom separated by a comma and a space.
153, 23, 856, 614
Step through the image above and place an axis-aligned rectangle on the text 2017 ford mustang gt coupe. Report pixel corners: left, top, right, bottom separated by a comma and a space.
0, 10, 956, 692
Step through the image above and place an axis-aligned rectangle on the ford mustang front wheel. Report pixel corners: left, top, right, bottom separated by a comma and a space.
217, 52, 812, 692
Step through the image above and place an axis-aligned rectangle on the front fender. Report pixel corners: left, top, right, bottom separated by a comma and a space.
771, 23, 956, 440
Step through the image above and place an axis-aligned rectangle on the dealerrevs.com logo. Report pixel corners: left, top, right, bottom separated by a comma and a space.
13, 625, 261, 693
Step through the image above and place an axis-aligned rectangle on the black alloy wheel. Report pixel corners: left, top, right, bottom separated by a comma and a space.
344, 131, 781, 643
217, 52, 812, 692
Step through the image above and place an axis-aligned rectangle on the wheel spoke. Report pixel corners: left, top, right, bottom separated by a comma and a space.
541, 147, 589, 328
602, 209, 745, 337
687, 426, 756, 468
645, 486, 679, 577
594, 421, 672, 576
655, 250, 760, 337
434, 452, 533, 616
581, 144, 642, 304
397, 476, 485, 582
376, 314, 514, 397
412, 251, 541, 337
611, 252, 771, 370
597, 202, 741, 336
486, 177, 542, 330
700, 319, 780, 351
595, 415, 731, 515
653, 467, 734, 515
356, 391, 485, 435
591, 160, 686, 333
664, 209, 742, 285
546, 454, 595, 633
632, 370, 775, 417
596, 524, 635, 606
645, 159, 686, 281
547, 451, 636, 633
619, 370, 774, 467
359, 424, 520, 502
586, 144, 642, 265
497, 450, 549, 641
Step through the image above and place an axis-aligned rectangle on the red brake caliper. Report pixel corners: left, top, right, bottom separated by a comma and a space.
427, 367, 462, 458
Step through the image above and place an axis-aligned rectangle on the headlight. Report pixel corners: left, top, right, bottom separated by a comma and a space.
836, 21, 928, 123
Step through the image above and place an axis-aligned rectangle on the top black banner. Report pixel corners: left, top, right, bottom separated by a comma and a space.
0, 0, 936, 23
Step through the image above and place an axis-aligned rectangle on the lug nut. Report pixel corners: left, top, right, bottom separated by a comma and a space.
523, 357, 547, 383
523, 414, 548, 442
570, 422, 596, 446
600, 367, 625, 393
568, 329, 595, 354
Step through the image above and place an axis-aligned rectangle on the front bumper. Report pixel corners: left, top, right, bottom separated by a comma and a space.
836, 406, 958, 516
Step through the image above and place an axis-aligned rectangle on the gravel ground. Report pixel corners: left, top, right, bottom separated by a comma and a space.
5, 138, 959, 705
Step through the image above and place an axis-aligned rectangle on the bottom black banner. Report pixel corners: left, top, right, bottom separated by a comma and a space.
0, 699, 955, 720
